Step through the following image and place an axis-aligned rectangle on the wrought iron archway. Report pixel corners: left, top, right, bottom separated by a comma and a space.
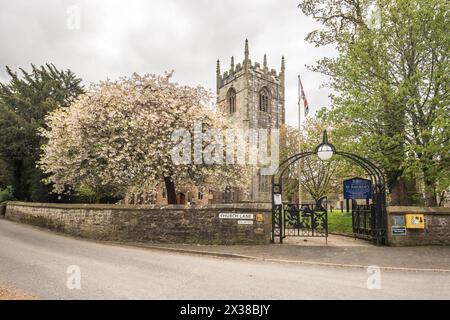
271, 130, 387, 245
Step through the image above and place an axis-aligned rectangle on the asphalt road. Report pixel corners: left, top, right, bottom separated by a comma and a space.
0, 219, 449, 300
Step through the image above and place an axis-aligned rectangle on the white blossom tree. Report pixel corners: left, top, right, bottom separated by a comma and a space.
39, 72, 250, 203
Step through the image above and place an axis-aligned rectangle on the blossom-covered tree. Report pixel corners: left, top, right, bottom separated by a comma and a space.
39, 72, 250, 203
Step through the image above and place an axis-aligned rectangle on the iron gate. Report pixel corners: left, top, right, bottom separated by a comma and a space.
272, 197, 328, 243
352, 203, 373, 239
271, 130, 387, 245
351, 187, 387, 243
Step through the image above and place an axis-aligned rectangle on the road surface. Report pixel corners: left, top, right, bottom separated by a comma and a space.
0, 219, 448, 299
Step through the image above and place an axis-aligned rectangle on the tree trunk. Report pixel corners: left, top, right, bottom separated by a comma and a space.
389, 177, 409, 206
94, 187, 104, 203
438, 191, 446, 207
419, 163, 438, 207
164, 176, 177, 204
389, 177, 423, 206
424, 179, 438, 207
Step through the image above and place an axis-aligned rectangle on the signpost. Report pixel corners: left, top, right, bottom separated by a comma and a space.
237, 220, 253, 225
219, 213, 254, 220
273, 194, 282, 205
343, 178, 372, 200
391, 226, 407, 236
219, 213, 255, 226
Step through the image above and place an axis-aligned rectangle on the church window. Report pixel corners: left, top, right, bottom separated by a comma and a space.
226, 88, 236, 114
259, 88, 270, 112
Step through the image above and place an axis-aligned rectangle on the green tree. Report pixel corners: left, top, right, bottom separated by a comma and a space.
300, 0, 450, 206
0, 64, 84, 201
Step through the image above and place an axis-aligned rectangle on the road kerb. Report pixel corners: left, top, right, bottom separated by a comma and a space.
135, 244, 259, 260
262, 258, 450, 273
143, 245, 450, 273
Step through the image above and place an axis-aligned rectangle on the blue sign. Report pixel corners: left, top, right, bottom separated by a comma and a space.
343, 178, 372, 199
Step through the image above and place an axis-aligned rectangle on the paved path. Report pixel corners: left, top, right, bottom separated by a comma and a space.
148, 235, 450, 271
0, 219, 449, 299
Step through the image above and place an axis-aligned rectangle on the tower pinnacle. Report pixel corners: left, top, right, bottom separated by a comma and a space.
216, 59, 221, 93
244, 39, 249, 61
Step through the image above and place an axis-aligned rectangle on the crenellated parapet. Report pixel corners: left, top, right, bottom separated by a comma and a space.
216, 39, 285, 92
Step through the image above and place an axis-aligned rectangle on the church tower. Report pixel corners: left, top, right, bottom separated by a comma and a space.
216, 39, 285, 202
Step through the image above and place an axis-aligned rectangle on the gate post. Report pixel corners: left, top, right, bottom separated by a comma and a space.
271, 182, 283, 243
372, 183, 387, 245
279, 204, 283, 243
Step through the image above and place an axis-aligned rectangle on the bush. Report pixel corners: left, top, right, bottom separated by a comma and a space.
74, 184, 97, 203
0, 186, 14, 203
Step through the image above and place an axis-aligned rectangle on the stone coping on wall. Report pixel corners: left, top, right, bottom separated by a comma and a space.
6, 201, 272, 211
387, 206, 450, 215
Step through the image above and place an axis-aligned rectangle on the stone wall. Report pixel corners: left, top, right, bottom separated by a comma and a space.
5, 202, 272, 245
387, 206, 450, 246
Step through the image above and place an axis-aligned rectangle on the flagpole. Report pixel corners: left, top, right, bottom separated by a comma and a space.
298, 75, 302, 206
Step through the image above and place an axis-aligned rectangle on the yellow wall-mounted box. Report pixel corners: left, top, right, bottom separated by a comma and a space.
405, 214, 425, 229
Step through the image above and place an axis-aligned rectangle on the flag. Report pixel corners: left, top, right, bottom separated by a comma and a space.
298, 76, 309, 117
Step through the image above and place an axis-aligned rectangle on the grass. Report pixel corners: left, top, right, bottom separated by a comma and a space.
327, 210, 353, 235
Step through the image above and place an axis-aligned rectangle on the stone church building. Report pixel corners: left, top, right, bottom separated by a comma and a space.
215, 39, 285, 203
154, 40, 285, 205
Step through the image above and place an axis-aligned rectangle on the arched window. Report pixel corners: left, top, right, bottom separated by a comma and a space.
259, 87, 270, 112
226, 88, 236, 114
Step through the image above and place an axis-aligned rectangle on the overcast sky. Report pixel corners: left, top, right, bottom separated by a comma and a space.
0, 0, 337, 126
